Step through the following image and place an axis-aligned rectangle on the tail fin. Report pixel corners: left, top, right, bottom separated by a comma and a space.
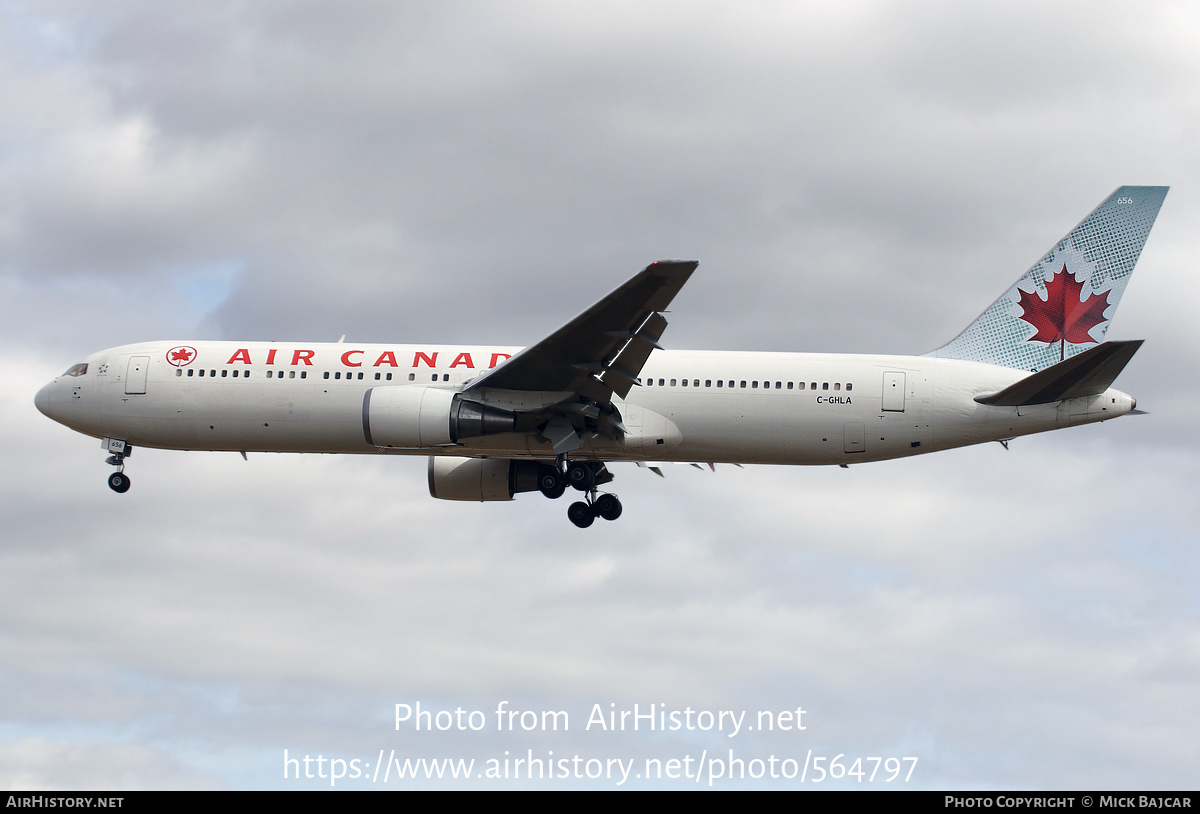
933, 186, 1168, 370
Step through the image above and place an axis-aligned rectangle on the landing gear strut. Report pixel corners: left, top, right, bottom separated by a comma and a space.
104, 440, 132, 493
541, 457, 622, 528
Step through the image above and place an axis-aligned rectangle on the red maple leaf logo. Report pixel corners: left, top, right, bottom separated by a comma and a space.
166, 346, 197, 366
1016, 265, 1110, 355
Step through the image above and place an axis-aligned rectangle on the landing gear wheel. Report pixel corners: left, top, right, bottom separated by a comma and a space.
108, 471, 131, 493
566, 461, 595, 491
538, 469, 566, 499
567, 501, 595, 528
595, 493, 622, 521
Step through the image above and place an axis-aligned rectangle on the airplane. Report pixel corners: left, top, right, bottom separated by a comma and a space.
35, 186, 1167, 527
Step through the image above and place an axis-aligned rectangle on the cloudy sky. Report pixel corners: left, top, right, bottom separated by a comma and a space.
3, 0, 1199, 789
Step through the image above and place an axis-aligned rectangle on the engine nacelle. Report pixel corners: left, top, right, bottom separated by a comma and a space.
362, 387, 516, 448
427, 456, 544, 501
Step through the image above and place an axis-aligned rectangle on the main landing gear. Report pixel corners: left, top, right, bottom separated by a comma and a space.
105, 441, 132, 493
537, 457, 623, 528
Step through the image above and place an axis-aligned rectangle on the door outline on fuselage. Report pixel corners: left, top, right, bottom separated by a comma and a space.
125, 356, 149, 395
843, 422, 865, 454
882, 371, 905, 412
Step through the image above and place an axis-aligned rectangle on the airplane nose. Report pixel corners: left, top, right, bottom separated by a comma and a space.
35, 382, 53, 418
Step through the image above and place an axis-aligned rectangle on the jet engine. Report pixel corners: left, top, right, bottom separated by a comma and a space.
427, 456, 544, 501
362, 387, 517, 448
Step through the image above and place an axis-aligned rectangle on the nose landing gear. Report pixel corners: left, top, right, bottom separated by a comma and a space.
103, 439, 132, 493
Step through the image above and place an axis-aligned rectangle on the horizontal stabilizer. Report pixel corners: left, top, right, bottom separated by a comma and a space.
975, 340, 1143, 406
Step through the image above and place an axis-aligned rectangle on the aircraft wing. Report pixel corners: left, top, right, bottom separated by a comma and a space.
463, 260, 697, 452
465, 260, 696, 397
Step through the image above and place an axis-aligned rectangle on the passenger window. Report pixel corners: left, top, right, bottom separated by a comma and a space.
846, 383, 853, 391
705, 380, 711, 387
822, 382, 829, 390
834, 383, 840, 391
787, 382, 793, 390
671, 379, 677, 387
221, 370, 228, 378
323, 372, 330, 379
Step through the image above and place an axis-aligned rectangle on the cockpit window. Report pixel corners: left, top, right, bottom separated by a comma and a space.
63, 363, 88, 377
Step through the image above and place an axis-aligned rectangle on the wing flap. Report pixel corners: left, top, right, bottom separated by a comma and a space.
602, 312, 668, 399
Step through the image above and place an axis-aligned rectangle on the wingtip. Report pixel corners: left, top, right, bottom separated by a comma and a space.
649, 259, 700, 272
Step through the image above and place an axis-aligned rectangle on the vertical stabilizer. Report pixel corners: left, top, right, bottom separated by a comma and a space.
932, 186, 1167, 370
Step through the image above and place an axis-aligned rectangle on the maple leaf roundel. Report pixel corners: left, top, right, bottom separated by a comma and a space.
1016, 265, 1110, 347
166, 346, 197, 367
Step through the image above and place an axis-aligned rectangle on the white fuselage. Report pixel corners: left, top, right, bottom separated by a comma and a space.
35, 341, 1135, 466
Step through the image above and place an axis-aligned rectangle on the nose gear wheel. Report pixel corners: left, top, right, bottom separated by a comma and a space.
104, 445, 132, 493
